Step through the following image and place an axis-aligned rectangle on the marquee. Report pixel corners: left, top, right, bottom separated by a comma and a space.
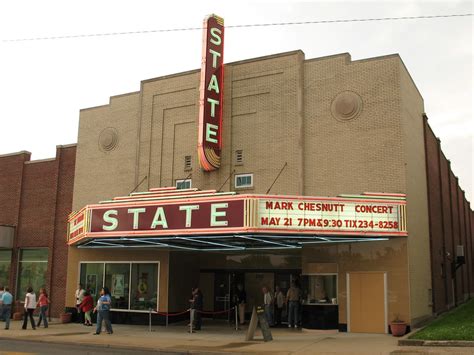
67, 188, 407, 250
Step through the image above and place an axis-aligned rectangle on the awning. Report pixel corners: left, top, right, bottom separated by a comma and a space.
68, 187, 407, 250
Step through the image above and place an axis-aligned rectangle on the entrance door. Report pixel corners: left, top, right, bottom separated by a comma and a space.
214, 272, 230, 318
245, 272, 274, 312
213, 272, 244, 319
348, 272, 387, 333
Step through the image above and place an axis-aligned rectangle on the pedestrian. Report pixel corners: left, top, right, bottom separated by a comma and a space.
75, 283, 85, 324
0, 287, 13, 329
235, 284, 247, 325
22, 286, 36, 330
286, 281, 301, 328
188, 287, 195, 330
79, 291, 94, 326
190, 286, 203, 331
93, 287, 113, 335
36, 288, 49, 328
274, 285, 285, 326
262, 286, 274, 326
0, 285, 4, 321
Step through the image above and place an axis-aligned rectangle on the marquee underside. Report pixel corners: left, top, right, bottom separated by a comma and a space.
76, 233, 390, 251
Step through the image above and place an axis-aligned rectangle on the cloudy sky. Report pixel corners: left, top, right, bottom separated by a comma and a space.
0, 0, 472, 202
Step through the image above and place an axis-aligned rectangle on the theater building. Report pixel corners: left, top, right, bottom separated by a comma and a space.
62, 41, 473, 333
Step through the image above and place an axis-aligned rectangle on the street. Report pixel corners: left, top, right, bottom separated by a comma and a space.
0, 339, 178, 355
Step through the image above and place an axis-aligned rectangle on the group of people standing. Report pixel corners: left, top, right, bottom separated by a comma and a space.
235, 281, 302, 328
0, 283, 113, 335
0, 285, 49, 330
75, 283, 113, 335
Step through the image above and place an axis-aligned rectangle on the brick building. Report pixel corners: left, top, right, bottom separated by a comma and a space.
0, 145, 76, 317
61, 49, 472, 333
0, 23, 471, 331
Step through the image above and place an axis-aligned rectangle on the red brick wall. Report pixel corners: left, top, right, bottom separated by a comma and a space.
50, 146, 76, 317
0, 146, 75, 317
439, 151, 454, 307
423, 120, 446, 312
0, 152, 30, 227
423, 115, 473, 313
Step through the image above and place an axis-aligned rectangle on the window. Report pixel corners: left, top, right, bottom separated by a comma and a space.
17, 249, 48, 299
176, 179, 192, 190
105, 263, 130, 310
79, 262, 160, 312
301, 274, 337, 304
235, 150, 243, 165
235, 174, 253, 188
0, 249, 12, 287
130, 263, 158, 310
184, 156, 192, 171
80, 263, 104, 303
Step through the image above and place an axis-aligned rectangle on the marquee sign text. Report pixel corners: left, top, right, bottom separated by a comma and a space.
198, 14, 225, 171
258, 198, 404, 234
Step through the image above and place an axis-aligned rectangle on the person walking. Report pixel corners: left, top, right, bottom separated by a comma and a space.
0, 285, 4, 321
93, 287, 113, 335
235, 284, 247, 325
0, 287, 13, 329
22, 287, 37, 330
79, 291, 94, 326
274, 285, 285, 326
75, 283, 85, 324
262, 286, 274, 326
36, 288, 49, 328
286, 281, 301, 328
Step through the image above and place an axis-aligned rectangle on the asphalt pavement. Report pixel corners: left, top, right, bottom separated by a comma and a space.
0, 338, 179, 355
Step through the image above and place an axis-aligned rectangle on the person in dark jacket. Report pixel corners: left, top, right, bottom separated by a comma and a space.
191, 287, 203, 330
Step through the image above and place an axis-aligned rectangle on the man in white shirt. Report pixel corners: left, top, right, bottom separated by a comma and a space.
262, 286, 274, 326
75, 283, 85, 323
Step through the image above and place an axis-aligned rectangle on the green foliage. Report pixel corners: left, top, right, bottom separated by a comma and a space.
410, 299, 474, 341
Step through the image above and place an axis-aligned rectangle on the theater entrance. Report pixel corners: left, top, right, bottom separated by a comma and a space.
199, 269, 300, 323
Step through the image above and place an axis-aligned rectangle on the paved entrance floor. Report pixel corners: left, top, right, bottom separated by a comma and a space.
0, 320, 473, 354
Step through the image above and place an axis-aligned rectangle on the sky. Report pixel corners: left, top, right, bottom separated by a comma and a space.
0, 0, 472, 202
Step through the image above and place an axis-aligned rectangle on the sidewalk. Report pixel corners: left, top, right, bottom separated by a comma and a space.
1, 320, 473, 354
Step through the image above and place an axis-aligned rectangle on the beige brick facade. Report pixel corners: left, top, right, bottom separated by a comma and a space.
68, 50, 435, 327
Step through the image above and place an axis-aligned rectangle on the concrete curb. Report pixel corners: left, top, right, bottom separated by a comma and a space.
0, 336, 232, 355
398, 338, 474, 347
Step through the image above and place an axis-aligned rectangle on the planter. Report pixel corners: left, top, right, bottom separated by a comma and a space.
13, 312, 23, 321
391, 322, 407, 336
60, 312, 72, 323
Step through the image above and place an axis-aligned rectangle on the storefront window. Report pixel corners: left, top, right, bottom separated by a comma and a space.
17, 249, 48, 299
130, 263, 158, 310
105, 263, 130, 310
301, 274, 337, 304
0, 249, 12, 287
80, 261, 159, 311
79, 263, 104, 302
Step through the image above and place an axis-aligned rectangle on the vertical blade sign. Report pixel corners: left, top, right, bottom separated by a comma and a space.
198, 14, 224, 171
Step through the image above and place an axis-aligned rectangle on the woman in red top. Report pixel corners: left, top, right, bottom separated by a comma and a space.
36, 288, 49, 328
79, 291, 94, 326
